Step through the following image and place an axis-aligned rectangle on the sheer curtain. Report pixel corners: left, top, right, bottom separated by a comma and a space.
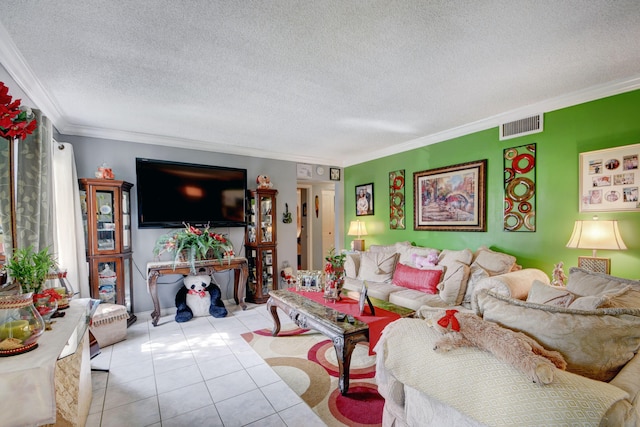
11, 108, 88, 296
15, 109, 54, 251
0, 138, 10, 255
52, 142, 89, 297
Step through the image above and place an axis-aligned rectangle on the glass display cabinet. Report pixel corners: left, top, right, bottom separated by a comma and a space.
79, 178, 136, 325
246, 188, 278, 303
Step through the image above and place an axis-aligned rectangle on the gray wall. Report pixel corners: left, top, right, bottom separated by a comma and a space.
62, 134, 344, 313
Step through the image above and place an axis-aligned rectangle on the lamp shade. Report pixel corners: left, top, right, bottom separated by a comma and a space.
347, 220, 368, 238
566, 220, 627, 250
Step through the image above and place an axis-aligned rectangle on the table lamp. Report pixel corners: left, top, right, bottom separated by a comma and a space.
565, 217, 626, 274
348, 220, 368, 251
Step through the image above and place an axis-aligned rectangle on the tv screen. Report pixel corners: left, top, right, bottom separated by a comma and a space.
136, 158, 247, 228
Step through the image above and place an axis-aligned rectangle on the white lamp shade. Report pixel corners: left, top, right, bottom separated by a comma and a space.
566, 220, 627, 250
347, 221, 368, 238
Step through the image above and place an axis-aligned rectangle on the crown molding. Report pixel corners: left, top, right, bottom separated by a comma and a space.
0, 22, 67, 128
60, 122, 337, 166
344, 75, 640, 167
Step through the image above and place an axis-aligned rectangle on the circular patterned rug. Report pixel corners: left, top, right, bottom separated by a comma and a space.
242, 326, 383, 427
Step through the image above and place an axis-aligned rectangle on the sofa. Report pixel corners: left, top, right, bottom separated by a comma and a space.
341, 241, 547, 312
375, 267, 640, 426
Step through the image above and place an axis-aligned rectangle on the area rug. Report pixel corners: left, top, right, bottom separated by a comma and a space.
241, 326, 383, 427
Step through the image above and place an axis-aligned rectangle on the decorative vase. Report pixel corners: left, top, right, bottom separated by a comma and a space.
0, 292, 45, 356
324, 266, 345, 302
33, 294, 58, 324
178, 247, 224, 263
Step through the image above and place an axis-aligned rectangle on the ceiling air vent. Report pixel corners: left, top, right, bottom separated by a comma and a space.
499, 114, 543, 140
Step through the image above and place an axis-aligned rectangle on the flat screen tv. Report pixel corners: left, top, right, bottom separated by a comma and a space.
136, 158, 247, 228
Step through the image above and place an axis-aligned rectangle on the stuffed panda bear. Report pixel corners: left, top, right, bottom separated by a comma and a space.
175, 274, 228, 322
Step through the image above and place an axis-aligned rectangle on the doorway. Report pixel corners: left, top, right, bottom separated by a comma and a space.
296, 186, 310, 269
297, 183, 336, 270
321, 189, 335, 259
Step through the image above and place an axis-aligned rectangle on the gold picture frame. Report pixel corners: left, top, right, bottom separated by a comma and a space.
414, 159, 487, 231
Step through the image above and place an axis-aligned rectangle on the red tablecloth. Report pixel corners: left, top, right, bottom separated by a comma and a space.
291, 288, 400, 354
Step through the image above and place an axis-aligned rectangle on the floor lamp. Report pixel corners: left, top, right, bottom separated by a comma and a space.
566, 218, 626, 274
348, 220, 368, 251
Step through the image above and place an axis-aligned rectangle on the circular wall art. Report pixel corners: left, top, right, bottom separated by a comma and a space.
503, 144, 536, 231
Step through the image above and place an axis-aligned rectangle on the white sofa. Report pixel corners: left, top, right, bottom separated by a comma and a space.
341, 241, 547, 312
375, 267, 640, 426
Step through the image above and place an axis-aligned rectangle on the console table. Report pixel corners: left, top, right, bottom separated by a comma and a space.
146, 257, 248, 326
0, 299, 93, 426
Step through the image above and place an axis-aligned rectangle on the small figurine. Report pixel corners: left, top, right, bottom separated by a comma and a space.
96, 162, 114, 179
256, 175, 273, 189
551, 262, 567, 287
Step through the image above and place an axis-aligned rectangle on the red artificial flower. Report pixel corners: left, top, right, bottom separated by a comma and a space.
0, 83, 12, 104
42, 288, 63, 301
324, 262, 334, 275
0, 81, 37, 141
188, 225, 203, 235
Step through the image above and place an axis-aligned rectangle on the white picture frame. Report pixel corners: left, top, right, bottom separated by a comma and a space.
579, 143, 640, 212
358, 283, 367, 315
296, 163, 313, 179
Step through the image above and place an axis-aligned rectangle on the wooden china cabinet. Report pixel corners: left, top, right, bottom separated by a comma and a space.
79, 178, 136, 325
245, 188, 278, 303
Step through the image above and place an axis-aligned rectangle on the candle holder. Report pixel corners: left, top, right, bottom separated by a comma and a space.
0, 292, 45, 356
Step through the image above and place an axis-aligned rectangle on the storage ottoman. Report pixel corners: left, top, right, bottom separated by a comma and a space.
89, 303, 128, 348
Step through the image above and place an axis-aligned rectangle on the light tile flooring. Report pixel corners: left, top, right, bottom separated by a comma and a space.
88, 301, 327, 427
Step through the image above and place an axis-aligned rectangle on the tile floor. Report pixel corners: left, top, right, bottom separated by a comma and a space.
88, 301, 327, 427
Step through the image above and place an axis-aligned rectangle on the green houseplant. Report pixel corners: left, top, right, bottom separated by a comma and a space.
153, 223, 235, 273
5, 245, 57, 294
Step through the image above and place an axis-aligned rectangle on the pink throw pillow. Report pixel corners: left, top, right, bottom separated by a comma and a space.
392, 263, 443, 294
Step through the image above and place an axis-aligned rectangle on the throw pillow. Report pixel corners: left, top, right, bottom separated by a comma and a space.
392, 263, 443, 294
471, 246, 517, 276
397, 245, 440, 266
462, 265, 490, 305
436, 261, 470, 306
438, 248, 473, 267
477, 289, 640, 382
357, 251, 399, 283
568, 285, 632, 310
526, 280, 575, 307
368, 241, 411, 253
344, 253, 360, 279
566, 267, 640, 308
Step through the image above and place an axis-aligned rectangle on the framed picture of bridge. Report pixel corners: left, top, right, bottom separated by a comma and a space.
413, 159, 487, 231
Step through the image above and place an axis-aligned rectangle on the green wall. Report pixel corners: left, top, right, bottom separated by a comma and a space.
345, 89, 640, 280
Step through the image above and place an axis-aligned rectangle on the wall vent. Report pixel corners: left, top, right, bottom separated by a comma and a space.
499, 114, 543, 140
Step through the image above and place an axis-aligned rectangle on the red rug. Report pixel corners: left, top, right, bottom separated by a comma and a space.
242, 326, 383, 427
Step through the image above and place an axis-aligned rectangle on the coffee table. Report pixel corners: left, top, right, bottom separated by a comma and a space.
266, 289, 414, 395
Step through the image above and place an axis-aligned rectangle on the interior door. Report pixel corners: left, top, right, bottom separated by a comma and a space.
321, 189, 335, 257
296, 186, 310, 270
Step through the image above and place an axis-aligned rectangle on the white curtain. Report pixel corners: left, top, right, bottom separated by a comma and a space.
52, 142, 89, 297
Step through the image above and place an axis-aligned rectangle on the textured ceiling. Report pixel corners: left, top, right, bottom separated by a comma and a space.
1, 1, 639, 166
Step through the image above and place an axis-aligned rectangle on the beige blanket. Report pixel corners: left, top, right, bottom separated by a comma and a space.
376, 318, 629, 427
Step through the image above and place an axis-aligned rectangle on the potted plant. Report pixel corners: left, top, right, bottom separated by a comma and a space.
4, 246, 60, 321
153, 223, 235, 273
5, 245, 57, 295
324, 248, 346, 300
